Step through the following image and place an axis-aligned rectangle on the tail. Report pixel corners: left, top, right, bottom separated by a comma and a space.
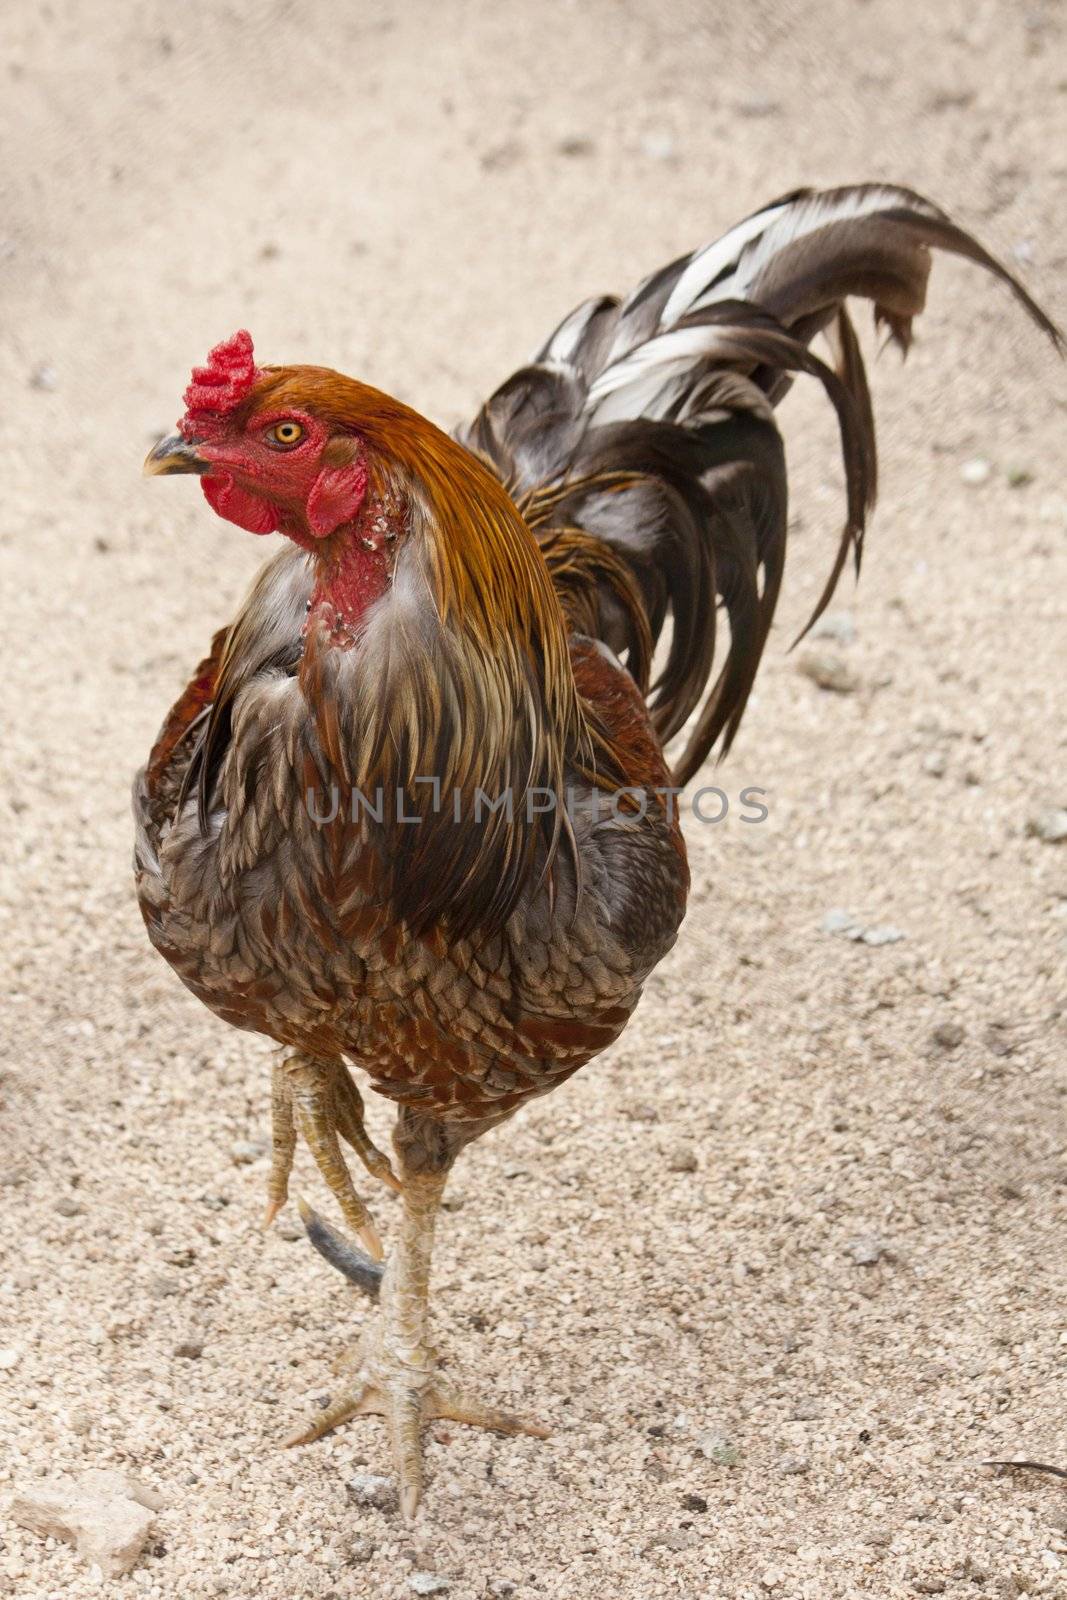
458, 183, 1061, 786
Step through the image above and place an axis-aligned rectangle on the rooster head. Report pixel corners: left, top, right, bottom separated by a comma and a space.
144, 330, 372, 543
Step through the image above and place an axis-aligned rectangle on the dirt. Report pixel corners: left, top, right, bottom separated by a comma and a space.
1, 2, 1065, 1597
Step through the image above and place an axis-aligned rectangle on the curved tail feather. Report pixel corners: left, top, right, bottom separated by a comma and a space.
458, 183, 1061, 785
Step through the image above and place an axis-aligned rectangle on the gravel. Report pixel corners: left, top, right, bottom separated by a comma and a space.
3, 4, 1065, 1598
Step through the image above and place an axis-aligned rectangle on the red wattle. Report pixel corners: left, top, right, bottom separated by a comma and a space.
201, 474, 279, 535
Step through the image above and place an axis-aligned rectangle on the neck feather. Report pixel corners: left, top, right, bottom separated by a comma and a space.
280, 374, 594, 936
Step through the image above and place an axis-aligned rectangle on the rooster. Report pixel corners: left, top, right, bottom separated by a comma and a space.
136, 184, 1058, 1517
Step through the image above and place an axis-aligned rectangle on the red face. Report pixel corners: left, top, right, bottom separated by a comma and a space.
186, 408, 370, 542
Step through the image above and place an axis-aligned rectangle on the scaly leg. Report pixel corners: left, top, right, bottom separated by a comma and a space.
285, 1151, 548, 1519
263, 1052, 399, 1258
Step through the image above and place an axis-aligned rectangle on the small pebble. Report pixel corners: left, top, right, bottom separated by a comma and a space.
338, 1534, 375, 1564
488, 1583, 516, 1599
666, 1145, 698, 1174
931, 1022, 965, 1050
172, 1339, 203, 1360
797, 649, 859, 694
790, 1400, 822, 1421
846, 1235, 886, 1266
912, 1581, 946, 1596
682, 1492, 709, 1512
408, 1575, 450, 1596
777, 1454, 810, 1475
861, 925, 906, 947
650, 1529, 696, 1551
55, 1196, 84, 1217
695, 1431, 740, 1465
29, 362, 57, 391
1027, 807, 1067, 844
345, 1472, 395, 1510
69, 1408, 93, 1436
960, 458, 991, 486
230, 1139, 266, 1165
0, 1347, 22, 1370
922, 750, 947, 778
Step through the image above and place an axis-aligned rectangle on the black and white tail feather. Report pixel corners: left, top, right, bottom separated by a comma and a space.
458, 183, 1061, 785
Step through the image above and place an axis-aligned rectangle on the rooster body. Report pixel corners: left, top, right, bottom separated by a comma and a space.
136, 185, 1057, 1516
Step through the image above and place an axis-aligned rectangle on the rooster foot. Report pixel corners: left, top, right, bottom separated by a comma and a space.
263, 1052, 400, 1259
286, 1169, 548, 1517
283, 1337, 548, 1519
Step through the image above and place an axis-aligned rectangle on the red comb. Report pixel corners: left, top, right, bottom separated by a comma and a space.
180, 330, 261, 433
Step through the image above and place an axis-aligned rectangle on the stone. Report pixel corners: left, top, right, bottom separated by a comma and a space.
230, 1139, 267, 1165
696, 1430, 740, 1465
846, 1235, 886, 1266
9, 1472, 159, 1578
344, 1472, 395, 1510
960, 458, 991, 486
339, 1535, 375, 1564
861, 924, 905, 947
408, 1576, 450, 1596
172, 1339, 203, 1360
797, 650, 859, 694
931, 1022, 965, 1050
777, 1454, 810, 1474
1028, 807, 1067, 844
666, 1145, 698, 1173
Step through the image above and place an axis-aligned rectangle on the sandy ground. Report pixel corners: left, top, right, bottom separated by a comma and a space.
2, 2, 1066, 1596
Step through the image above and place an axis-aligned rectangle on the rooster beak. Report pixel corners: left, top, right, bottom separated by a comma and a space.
143, 434, 209, 476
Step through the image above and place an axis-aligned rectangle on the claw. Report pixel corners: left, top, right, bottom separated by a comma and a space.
429, 1383, 550, 1439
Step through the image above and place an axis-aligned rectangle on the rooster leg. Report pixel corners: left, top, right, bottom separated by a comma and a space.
285, 1112, 548, 1519
264, 1052, 393, 1260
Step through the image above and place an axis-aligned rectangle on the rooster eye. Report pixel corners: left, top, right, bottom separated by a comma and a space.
266, 420, 305, 448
